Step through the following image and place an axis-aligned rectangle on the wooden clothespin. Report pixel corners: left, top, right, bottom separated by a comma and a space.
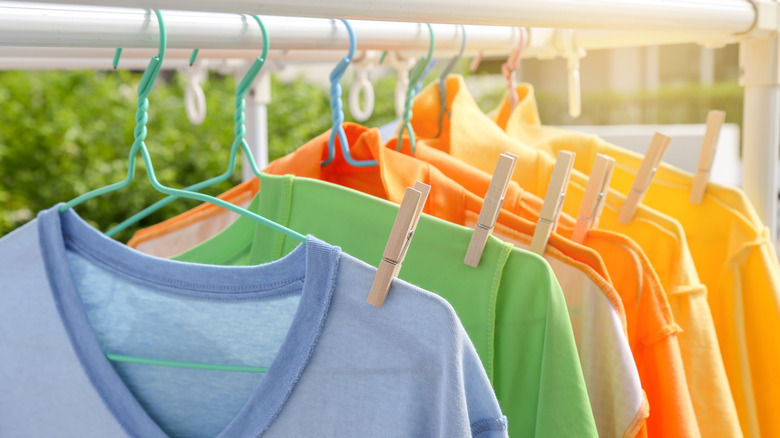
530, 151, 575, 255
397, 182, 431, 265
690, 110, 726, 204
617, 132, 671, 224
367, 182, 431, 308
464, 153, 518, 267
572, 154, 615, 243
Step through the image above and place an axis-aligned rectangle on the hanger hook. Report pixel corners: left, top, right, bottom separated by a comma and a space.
63, 9, 167, 214
229, 15, 272, 177
104, 14, 273, 236
322, 19, 378, 167
183, 60, 208, 125
502, 27, 527, 111
385, 52, 415, 119
396, 23, 434, 155
112, 9, 166, 73
134, 9, 166, 148
349, 51, 377, 122
436, 24, 467, 138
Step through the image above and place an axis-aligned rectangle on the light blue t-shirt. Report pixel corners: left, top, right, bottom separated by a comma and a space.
0, 205, 507, 437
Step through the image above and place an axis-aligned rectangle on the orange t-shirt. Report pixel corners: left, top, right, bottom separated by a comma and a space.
585, 230, 692, 438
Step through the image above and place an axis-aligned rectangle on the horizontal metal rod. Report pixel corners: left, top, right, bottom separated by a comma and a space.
0, 2, 522, 51
6, 0, 756, 33
0, 47, 513, 63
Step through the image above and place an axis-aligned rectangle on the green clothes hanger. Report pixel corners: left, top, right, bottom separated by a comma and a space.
105, 15, 272, 237
395, 23, 434, 155
60, 10, 303, 374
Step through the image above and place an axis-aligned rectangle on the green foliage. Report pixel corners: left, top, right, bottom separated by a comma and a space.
0, 70, 237, 241
531, 82, 743, 128
0, 70, 391, 240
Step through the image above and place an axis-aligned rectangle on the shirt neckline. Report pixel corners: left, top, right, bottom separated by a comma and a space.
37, 205, 340, 438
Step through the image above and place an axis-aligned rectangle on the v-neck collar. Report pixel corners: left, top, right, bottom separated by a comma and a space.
37, 205, 340, 438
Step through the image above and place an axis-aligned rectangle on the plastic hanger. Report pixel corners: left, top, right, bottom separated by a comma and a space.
530, 151, 575, 255
690, 110, 726, 203
64, 11, 304, 243
414, 58, 437, 95
180, 48, 207, 125
61, 10, 304, 374
321, 19, 378, 167
395, 23, 435, 155
349, 50, 378, 122
105, 15, 273, 237
502, 27, 527, 111
379, 51, 415, 119
435, 25, 467, 138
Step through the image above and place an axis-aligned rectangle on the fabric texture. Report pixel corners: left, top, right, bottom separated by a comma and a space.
263, 128, 645, 438
410, 76, 700, 438
0, 205, 507, 438
495, 82, 752, 438
126, 123, 643, 437
173, 174, 600, 437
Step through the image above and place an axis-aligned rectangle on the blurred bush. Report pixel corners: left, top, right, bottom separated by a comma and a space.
476, 79, 744, 128
0, 70, 341, 240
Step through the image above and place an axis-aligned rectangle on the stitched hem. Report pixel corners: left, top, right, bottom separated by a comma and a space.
485, 242, 511, 383
623, 392, 650, 438
640, 323, 683, 346
669, 284, 707, 296
471, 416, 508, 436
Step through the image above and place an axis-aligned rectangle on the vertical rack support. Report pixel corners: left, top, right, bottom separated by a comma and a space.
740, 5, 780, 243
242, 67, 272, 179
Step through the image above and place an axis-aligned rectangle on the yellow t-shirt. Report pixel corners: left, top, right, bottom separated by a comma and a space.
496, 83, 773, 438
412, 76, 699, 438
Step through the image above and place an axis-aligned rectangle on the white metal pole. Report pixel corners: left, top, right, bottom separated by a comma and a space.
700, 47, 716, 86
6, 0, 756, 33
0, 4, 523, 53
0, 28, 745, 62
740, 35, 780, 244
243, 69, 271, 179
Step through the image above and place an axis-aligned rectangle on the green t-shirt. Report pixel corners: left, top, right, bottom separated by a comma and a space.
174, 173, 597, 437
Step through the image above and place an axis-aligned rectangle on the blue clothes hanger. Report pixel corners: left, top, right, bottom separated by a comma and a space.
321, 19, 377, 167
415, 58, 437, 95
395, 23, 434, 155
105, 15, 272, 237
436, 25, 467, 138
60, 10, 305, 249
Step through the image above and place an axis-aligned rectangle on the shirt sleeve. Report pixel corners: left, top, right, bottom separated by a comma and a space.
493, 250, 599, 437
458, 322, 509, 438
